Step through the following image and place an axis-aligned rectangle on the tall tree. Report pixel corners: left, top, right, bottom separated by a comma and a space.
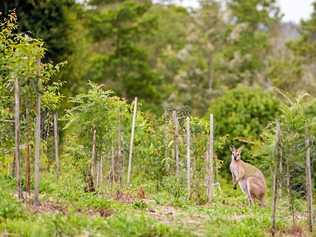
287, 2, 316, 94
85, 0, 163, 112
0, 0, 77, 62
178, 0, 224, 112
0, 1, 91, 97
220, 0, 281, 87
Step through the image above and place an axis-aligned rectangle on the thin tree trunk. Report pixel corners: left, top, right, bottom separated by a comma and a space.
286, 156, 290, 202
96, 160, 100, 188
172, 110, 179, 178
117, 110, 123, 184
91, 128, 97, 183
272, 121, 281, 237
286, 152, 296, 226
111, 144, 115, 185
25, 107, 31, 198
127, 97, 138, 185
279, 139, 283, 197
305, 127, 313, 232
53, 112, 60, 180
34, 89, 41, 206
99, 155, 103, 187
289, 180, 296, 226
163, 111, 168, 171
14, 77, 22, 199
207, 114, 214, 202
25, 144, 31, 197
186, 117, 191, 198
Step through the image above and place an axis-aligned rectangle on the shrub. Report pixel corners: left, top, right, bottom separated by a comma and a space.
208, 85, 279, 172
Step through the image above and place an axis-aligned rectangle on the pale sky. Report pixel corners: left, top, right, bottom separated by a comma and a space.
156, 0, 314, 23
279, 0, 314, 22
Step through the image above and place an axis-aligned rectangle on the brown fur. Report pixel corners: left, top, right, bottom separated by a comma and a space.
230, 147, 266, 207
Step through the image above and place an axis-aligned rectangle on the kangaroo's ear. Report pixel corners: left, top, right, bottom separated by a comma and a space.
230, 146, 235, 152
238, 145, 244, 152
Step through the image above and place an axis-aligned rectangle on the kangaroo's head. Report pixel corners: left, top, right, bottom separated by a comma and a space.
231, 146, 244, 161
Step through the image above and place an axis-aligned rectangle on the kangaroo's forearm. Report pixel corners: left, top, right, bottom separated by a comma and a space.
231, 174, 236, 185
234, 176, 243, 185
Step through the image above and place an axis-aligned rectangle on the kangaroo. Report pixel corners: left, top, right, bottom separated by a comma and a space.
229, 146, 266, 207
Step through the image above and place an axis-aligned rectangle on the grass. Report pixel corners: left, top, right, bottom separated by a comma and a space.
0, 173, 313, 237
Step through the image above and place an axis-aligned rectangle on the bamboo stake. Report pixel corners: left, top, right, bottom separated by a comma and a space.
186, 117, 191, 198
53, 112, 60, 180
172, 110, 180, 178
34, 87, 41, 206
271, 121, 281, 237
305, 127, 313, 233
127, 97, 138, 185
14, 77, 22, 199
207, 114, 214, 202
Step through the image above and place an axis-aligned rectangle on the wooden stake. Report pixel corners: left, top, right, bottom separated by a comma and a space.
34, 87, 41, 206
279, 138, 283, 197
14, 77, 22, 199
305, 126, 313, 233
172, 110, 180, 178
25, 144, 31, 197
117, 109, 123, 184
110, 144, 115, 185
96, 160, 99, 188
100, 155, 103, 187
163, 111, 168, 169
127, 97, 138, 185
53, 112, 60, 180
272, 121, 281, 237
25, 107, 31, 197
186, 117, 191, 198
91, 128, 97, 183
207, 114, 214, 202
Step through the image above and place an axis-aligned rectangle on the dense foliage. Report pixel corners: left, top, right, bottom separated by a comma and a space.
209, 86, 280, 170
0, 1, 316, 236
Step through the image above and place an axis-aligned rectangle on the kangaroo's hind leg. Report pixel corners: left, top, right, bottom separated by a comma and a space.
248, 177, 265, 207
